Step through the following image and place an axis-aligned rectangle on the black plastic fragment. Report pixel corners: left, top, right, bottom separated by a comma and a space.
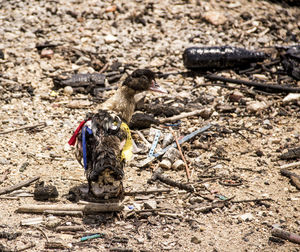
183, 46, 266, 70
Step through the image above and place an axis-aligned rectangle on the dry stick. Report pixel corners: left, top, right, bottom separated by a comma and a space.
0, 122, 46, 135
43, 210, 83, 217
160, 109, 209, 123
15, 242, 36, 252
0, 168, 10, 184
151, 168, 194, 192
17, 202, 123, 214
124, 188, 171, 196
280, 169, 300, 190
0, 176, 40, 196
205, 74, 300, 93
271, 228, 300, 244
231, 198, 273, 204
99, 62, 109, 74
36, 227, 49, 243
56, 226, 84, 232
279, 146, 300, 160
169, 127, 190, 181
280, 161, 300, 170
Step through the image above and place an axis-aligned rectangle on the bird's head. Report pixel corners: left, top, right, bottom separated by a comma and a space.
122, 69, 167, 94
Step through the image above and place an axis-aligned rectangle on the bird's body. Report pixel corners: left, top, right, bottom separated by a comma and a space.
70, 69, 167, 199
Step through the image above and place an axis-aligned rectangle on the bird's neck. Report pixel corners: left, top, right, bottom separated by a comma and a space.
101, 86, 137, 123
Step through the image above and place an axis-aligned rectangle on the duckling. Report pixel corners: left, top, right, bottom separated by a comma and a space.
99, 68, 166, 123
70, 69, 167, 199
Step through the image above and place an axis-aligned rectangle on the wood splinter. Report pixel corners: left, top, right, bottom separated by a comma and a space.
17, 202, 123, 214
280, 169, 300, 190
150, 168, 194, 192
0, 176, 40, 196
271, 228, 300, 244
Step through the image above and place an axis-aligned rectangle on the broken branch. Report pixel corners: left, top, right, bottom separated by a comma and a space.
124, 188, 171, 196
205, 74, 300, 93
271, 228, 300, 244
17, 202, 123, 214
0, 176, 40, 196
280, 169, 300, 190
0, 123, 46, 135
159, 109, 212, 123
150, 168, 194, 192
169, 127, 190, 181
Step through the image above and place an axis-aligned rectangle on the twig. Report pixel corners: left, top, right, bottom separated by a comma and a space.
0, 122, 46, 135
0, 176, 40, 196
205, 74, 300, 93
124, 189, 171, 196
169, 127, 190, 181
99, 63, 109, 74
150, 168, 194, 192
157, 212, 183, 219
43, 210, 83, 217
159, 109, 211, 123
17, 202, 123, 214
15, 242, 35, 252
135, 130, 151, 148
231, 198, 273, 204
280, 161, 300, 170
280, 169, 300, 190
109, 248, 133, 252
56, 226, 84, 232
271, 228, 300, 244
0, 168, 10, 184
279, 146, 300, 160
36, 227, 49, 243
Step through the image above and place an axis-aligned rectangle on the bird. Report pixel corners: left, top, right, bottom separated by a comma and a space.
69, 69, 167, 199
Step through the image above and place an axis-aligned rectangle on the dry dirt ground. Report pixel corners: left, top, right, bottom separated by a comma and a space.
0, 0, 300, 251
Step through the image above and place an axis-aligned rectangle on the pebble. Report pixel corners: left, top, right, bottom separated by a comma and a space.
0, 158, 9, 165
247, 101, 268, 113
104, 34, 118, 44
203, 11, 227, 26
239, 213, 254, 222
229, 90, 244, 102
66, 100, 91, 109
144, 199, 157, 210
282, 93, 300, 104
191, 236, 201, 244
64, 86, 74, 96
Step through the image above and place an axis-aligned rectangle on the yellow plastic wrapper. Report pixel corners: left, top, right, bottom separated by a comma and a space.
120, 122, 133, 161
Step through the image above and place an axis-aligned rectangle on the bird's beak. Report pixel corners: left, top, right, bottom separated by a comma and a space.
149, 80, 168, 94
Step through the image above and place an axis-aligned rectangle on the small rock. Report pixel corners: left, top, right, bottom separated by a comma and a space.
229, 90, 244, 102
64, 86, 73, 96
191, 236, 201, 244
144, 199, 157, 210
239, 213, 254, 222
282, 93, 300, 104
247, 101, 268, 113
64, 144, 71, 152
104, 34, 118, 44
0, 158, 9, 165
162, 233, 170, 239
66, 100, 91, 109
40, 49, 54, 59
203, 11, 227, 26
